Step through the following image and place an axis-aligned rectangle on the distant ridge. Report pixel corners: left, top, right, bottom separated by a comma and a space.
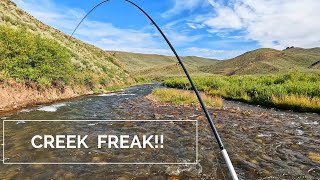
200, 48, 320, 75
108, 51, 219, 79
111, 47, 320, 78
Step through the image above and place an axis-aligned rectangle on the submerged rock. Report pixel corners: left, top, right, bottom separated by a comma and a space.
308, 152, 320, 163
254, 138, 263, 144
167, 175, 179, 180
153, 113, 162, 119
196, 116, 206, 121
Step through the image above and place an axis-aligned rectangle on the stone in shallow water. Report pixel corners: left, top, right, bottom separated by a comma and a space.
215, 123, 223, 129
153, 113, 162, 119
308, 152, 320, 163
196, 116, 206, 121
167, 175, 179, 180
91, 156, 104, 163
254, 138, 263, 144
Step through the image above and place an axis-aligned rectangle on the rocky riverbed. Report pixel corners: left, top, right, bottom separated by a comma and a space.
0, 84, 319, 179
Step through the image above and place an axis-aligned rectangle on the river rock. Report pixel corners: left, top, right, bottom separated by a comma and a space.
238, 159, 260, 170
242, 110, 251, 116
167, 175, 179, 180
211, 113, 218, 117
196, 116, 206, 121
91, 156, 104, 163
255, 138, 263, 144
153, 113, 161, 119
53, 170, 75, 180
308, 152, 320, 163
124, 121, 134, 127
240, 126, 249, 132
215, 123, 223, 129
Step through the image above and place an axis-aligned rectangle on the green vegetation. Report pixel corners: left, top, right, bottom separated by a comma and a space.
149, 88, 223, 108
163, 72, 320, 112
112, 48, 320, 81
201, 48, 320, 75
111, 51, 218, 80
0, 25, 74, 86
0, 0, 133, 91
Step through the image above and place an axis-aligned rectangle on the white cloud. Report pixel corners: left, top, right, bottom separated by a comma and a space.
199, 0, 320, 49
13, 0, 207, 57
183, 47, 245, 59
162, 20, 204, 45
162, 0, 207, 18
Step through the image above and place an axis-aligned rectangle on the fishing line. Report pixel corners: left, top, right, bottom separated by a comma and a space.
70, 1, 239, 179
71, 0, 109, 37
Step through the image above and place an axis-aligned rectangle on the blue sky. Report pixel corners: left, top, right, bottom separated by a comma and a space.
13, 0, 320, 60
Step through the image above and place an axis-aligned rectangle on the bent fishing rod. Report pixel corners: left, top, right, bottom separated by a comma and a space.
71, 1, 238, 179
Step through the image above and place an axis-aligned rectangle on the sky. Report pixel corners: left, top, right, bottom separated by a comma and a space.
12, 0, 320, 60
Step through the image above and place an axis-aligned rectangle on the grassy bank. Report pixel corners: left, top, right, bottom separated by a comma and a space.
0, 25, 133, 92
148, 88, 223, 108
163, 72, 320, 112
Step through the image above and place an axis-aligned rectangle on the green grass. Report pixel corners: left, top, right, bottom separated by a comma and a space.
0, 1, 134, 90
149, 88, 223, 108
0, 25, 74, 86
111, 51, 219, 80
163, 72, 320, 112
201, 48, 320, 75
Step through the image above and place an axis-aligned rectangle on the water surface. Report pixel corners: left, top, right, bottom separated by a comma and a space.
0, 84, 319, 179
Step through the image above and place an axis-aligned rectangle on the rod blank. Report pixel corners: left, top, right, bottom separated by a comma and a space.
71, 0, 239, 179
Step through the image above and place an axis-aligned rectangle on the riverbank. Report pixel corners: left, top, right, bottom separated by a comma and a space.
163, 72, 320, 113
0, 81, 134, 114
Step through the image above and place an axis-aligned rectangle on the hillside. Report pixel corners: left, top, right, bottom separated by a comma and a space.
201, 48, 320, 75
108, 51, 219, 79
0, 0, 133, 112
0, 0, 133, 89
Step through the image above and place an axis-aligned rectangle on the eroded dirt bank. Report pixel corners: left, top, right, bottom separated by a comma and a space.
0, 82, 94, 113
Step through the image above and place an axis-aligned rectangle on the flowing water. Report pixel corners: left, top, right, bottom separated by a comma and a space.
0, 84, 319, 179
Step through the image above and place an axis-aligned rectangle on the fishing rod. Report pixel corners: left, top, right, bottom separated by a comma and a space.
71, 1, 238, 179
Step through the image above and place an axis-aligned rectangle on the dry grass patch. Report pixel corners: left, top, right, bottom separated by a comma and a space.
272, 95, 320, 112
149, 88, 223, 108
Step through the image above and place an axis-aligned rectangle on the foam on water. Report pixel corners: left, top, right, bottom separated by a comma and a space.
16, 121, 26, 125
21, 109, 32, 113
37, 103, 67, 112
97, 93, 118, 97
120, 94, 136, 96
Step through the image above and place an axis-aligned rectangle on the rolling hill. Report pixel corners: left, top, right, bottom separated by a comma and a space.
201, 48, 320, 75
3, 0, 318, 84
109, 47, 320, 79
109, 51, 219, 79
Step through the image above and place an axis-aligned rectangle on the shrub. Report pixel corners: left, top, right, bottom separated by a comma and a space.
0, 25, 74, 86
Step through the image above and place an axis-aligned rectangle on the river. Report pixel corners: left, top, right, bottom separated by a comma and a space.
0, 84, 319, 179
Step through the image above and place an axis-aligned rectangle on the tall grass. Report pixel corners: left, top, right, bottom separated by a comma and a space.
0, 25, 132, 91
149, 88, 223, 108
163, 72, 320, 112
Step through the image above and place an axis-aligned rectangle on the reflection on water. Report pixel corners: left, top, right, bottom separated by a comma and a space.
0, 84, 319, 179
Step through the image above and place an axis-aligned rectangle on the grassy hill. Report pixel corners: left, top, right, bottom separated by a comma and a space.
108, 51, 219, 80
109, 48, 320, 80
1, 0, 319, 85
0, 0, 133, 91
201, 48, 320, 75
